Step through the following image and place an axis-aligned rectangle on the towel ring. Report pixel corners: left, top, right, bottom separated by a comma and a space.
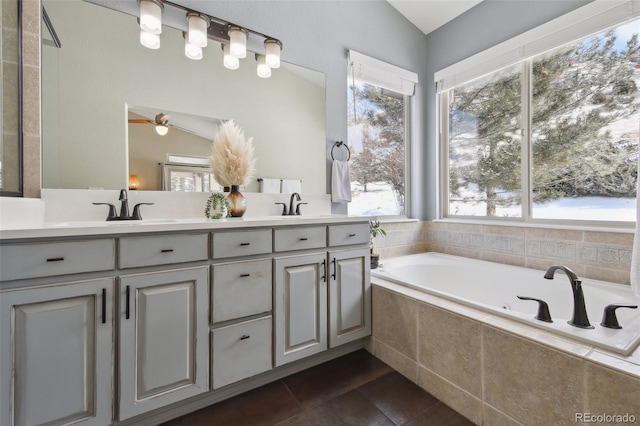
331, 141, 351, 161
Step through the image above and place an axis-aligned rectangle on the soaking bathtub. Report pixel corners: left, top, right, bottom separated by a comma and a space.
371, 252, 640, 355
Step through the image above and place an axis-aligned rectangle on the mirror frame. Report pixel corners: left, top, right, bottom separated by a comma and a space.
0, 0, 23, 197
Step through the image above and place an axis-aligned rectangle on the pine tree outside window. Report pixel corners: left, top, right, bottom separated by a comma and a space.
442, 15, 639, 224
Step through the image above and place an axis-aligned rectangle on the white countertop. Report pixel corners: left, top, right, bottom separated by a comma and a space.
0, 216, 369, 240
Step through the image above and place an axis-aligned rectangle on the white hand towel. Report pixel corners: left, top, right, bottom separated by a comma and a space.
260, 178, 281, 193
331, 160, 352, 203
631, 153, 640, 298
281, 179, 302, 194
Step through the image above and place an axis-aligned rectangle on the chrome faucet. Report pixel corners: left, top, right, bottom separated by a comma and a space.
93, 189, 153, 221
544, 265, 593, 329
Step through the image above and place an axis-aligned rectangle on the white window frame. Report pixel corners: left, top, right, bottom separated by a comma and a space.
347, 50, 417, 219
437, 0, 640, 228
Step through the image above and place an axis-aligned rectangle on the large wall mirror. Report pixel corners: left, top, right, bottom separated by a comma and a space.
1, 0, 22, 196
41, 0, 327, 193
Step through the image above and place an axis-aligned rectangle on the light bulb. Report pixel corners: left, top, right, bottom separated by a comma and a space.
222, 44, 239, 70
139, 0, 163, 35
187, 12, 209, 48
256, 54, 271, 78
184, 38, 203, 60
155, 125, 169, 136
264, 39, 281, 68
228, 27, 248, 58
140, 29, 160, 49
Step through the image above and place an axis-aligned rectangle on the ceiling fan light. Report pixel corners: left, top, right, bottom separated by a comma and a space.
264, 39, 281, 68
155, 124, 169, 136
256, 54, 271, 79
140, 29, 160, 49
187, 12, 210, 48
138, 0, 163, 35
228, 26, 248, 59
222, 43, 239, 70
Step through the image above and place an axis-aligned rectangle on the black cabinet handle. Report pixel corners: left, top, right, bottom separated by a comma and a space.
331, 258, 336, 280
240, 242, 251, 246
101, 288, 107, 324
240, 335, 250, 340
321, 259, 326, 282
348, 233, 357, 237
299, 237, 308, 241
125, 285, 131, 320
240, 273, 251, 278
47, 257, 64, 262
160, 249, 174, 253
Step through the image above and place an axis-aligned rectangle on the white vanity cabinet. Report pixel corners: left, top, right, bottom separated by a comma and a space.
117, 233, 209, 421
0, 239, 116, 426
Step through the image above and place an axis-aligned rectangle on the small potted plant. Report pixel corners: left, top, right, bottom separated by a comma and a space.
369, 220, 386, 269
204, 192, 231, 219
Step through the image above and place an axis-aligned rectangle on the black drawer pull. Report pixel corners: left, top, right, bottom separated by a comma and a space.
299, 237, 308, 241
349, 233, 357, 237
125, 285, 131, 320
240, 273, 251, 277
240, 335, 251, 340
47, 257, 64, 262
160, 249, 174, 253
240, 242, 251, 246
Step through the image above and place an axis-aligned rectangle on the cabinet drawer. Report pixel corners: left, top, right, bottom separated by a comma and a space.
119, 233, 208, 269
212, 230, 272, 259
211, 316, 272, 389
0, 239, 115, 281
328, 223, 370, 247
274, 226, 326, 252
212, 259, 272, 323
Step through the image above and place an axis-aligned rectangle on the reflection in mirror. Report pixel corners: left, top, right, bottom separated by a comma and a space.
1, 0, 22, 195
41, 0, 326, 193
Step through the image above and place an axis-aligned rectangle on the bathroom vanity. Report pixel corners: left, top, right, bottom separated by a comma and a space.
0, 217, 371, 426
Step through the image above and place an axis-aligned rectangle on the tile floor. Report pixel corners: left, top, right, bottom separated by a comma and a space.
161, 350, 474, 426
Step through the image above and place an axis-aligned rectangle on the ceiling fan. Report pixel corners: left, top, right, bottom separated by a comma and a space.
128, 112, 171, 136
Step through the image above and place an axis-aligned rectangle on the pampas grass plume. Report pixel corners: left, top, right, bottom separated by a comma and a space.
209, 120, 256, 187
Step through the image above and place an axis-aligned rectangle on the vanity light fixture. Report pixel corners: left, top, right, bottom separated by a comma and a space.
140, 29, 160, 49
186, 12, 210, 48
138, 0, 163, 34
135, 0, 283, 75
129, 175, 140, 190
264, 39, 282, 68
228, 26, 248, 59
222, 44, 240, 70
256, 54, 271, 79
184, 33, 203, 60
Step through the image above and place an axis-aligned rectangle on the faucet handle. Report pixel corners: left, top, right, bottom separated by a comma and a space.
132, 203, 154, 220
517, 296, 553, 323
295, 202, 308, 216
275, 202, 288, 216
600, 304, 638, 329
93, 203, 118, 221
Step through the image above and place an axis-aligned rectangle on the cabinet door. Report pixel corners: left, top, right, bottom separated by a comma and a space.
0, 278, 114, 426
328, 248, 371, 347
274, 253, 327, 367
119, 267, 209, 421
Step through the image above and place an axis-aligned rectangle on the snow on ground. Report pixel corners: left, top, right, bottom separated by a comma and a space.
348, 182, 401, 216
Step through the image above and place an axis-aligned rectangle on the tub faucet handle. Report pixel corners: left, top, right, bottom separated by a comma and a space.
600, 304, 638, 329
517, 296, 553, 323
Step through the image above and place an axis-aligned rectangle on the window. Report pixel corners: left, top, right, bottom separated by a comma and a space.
346, 50, 417, 217
161, 154, 217, 192
441, 14, 639, 223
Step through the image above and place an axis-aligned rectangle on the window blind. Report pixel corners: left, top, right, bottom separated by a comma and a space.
435, 0, 640, 92
348, 50, 419, 96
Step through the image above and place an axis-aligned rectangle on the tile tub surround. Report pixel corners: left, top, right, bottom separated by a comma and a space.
423, 221, 635, 286
368, 283, 640, 426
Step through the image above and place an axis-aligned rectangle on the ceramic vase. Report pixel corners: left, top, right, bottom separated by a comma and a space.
227, 185, 247, 217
